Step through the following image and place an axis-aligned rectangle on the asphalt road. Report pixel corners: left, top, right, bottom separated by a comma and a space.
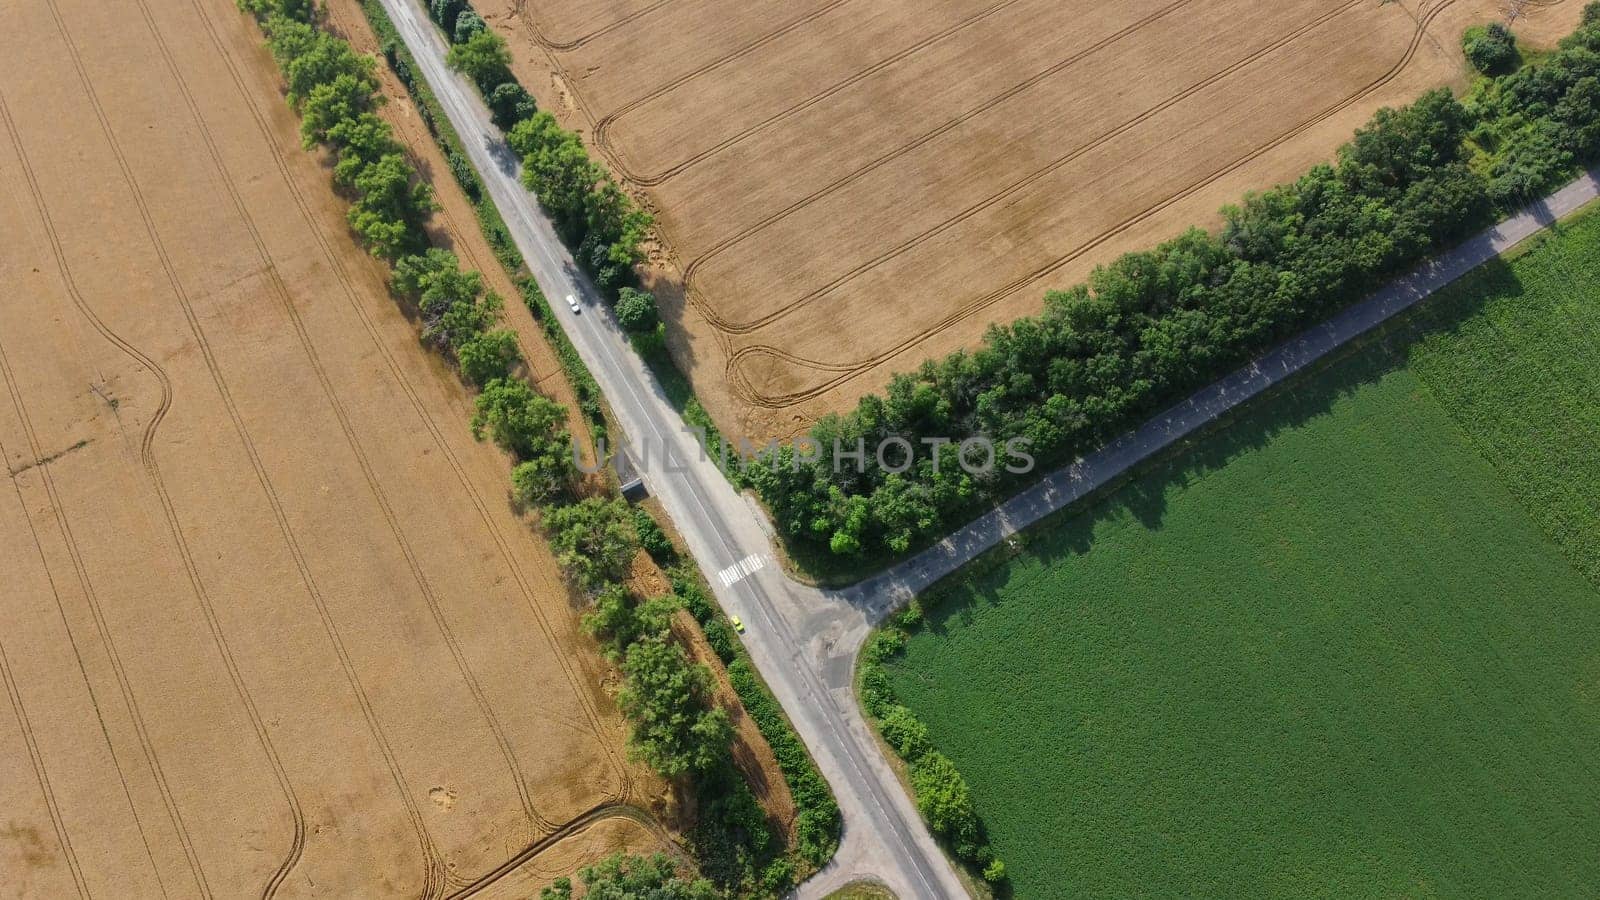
372, 3, 1599, 893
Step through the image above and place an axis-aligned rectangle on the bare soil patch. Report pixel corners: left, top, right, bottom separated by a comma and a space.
0, 0, 660, 895
481, 0, 1584, 441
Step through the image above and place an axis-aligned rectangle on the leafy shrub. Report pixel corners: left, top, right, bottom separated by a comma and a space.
1464, 23, 1518, 75
632, 507, 676, 563
615, 286, 659, 333
689, 765, 776, 892
878, 704, 931, 760
540, 853, 716, 900
446, 28, 511, 94
488, 81, 537, 129
543, 496, 638, 590
725, 658, 840, 865
863, 621, 1002, 881
910, 751, 978, 846
453, 9, 486, 43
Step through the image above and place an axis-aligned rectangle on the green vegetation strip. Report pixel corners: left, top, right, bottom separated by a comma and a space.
355, 0, 607, 437
373, 0, 840, 891
875, 205, 1600, 897
667, 567, 842, 869
750, 8, 1600, 568
244, 2, 819, 895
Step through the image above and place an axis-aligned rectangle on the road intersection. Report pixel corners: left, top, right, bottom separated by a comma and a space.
371, 3, 1600, 893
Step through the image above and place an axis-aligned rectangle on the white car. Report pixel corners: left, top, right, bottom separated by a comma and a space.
566, 294, 581, 314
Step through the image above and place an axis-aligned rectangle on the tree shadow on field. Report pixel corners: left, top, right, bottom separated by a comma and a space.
916, 253, 1528, 639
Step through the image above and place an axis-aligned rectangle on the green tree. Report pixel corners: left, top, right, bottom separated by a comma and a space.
470, 377, 569, 460
910, 750, 979, 846
347, 153, 433, 259
505, 110, 564, 157
521, 128, 601, 240
455, 328, 519, 385
446, 28, 511, 93
299, 72, 377, 148
510, 452, 573, 507
614, 286, 658, 333
429, 0, 464, 31
391, 248, 460, 297
543, 496, 638, 589
453, 10, 486, 44
284, 32, 376, 108
582, 585, 677, 660
1464, 23, 1518, 75
487, 81, 536, 129
618, 638, 732, 778
540, 853, 716, 900
262, 15, 319, 69
239, 0, 312, 23
327, 112, 399, 187
586, 180, 653, 266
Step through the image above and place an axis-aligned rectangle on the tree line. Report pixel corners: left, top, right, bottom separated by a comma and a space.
416, 2, 842, 891
744, 8, 1600, 562
860, 609, 1006, 885
241, 2, 810, 894
431, 0, 660, 330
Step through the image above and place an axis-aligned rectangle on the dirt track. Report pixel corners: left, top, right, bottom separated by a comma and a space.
0, 0, 663, 896
482, 0, 1582, 441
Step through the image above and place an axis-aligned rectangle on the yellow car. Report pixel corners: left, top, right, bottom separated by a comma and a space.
730, 616, 745, 634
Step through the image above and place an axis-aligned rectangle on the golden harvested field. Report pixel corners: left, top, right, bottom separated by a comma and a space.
0, 0, 666, 896
483, 0, 1584, 440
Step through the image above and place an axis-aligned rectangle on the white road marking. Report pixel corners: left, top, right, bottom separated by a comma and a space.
717, 553, 764, 586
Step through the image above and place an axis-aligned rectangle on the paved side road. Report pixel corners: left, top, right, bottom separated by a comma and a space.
842, 169, 1600, 620
373, 4, 1597, 893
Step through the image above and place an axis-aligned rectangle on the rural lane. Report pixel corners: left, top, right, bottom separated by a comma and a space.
376, 1, 968, 896
372, 3, 1598, 894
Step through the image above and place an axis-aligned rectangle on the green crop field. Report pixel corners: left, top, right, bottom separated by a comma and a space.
884, 207, 1600, 897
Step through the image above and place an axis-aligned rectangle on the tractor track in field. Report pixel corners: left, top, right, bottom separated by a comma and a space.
726, 0, 1466, 409
42, 0, 451, 893
510, 0, 680, 52
698, 0, 1364, 337
276, 0, 637, 809
592, 0, 1030, 186
150, 0, 560, 848
670, 0, 1203, 331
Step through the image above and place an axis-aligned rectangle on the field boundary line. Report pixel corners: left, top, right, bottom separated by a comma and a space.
445, 801, 684, 898
725, 0, 1465, 408
208, 0, 636, 815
